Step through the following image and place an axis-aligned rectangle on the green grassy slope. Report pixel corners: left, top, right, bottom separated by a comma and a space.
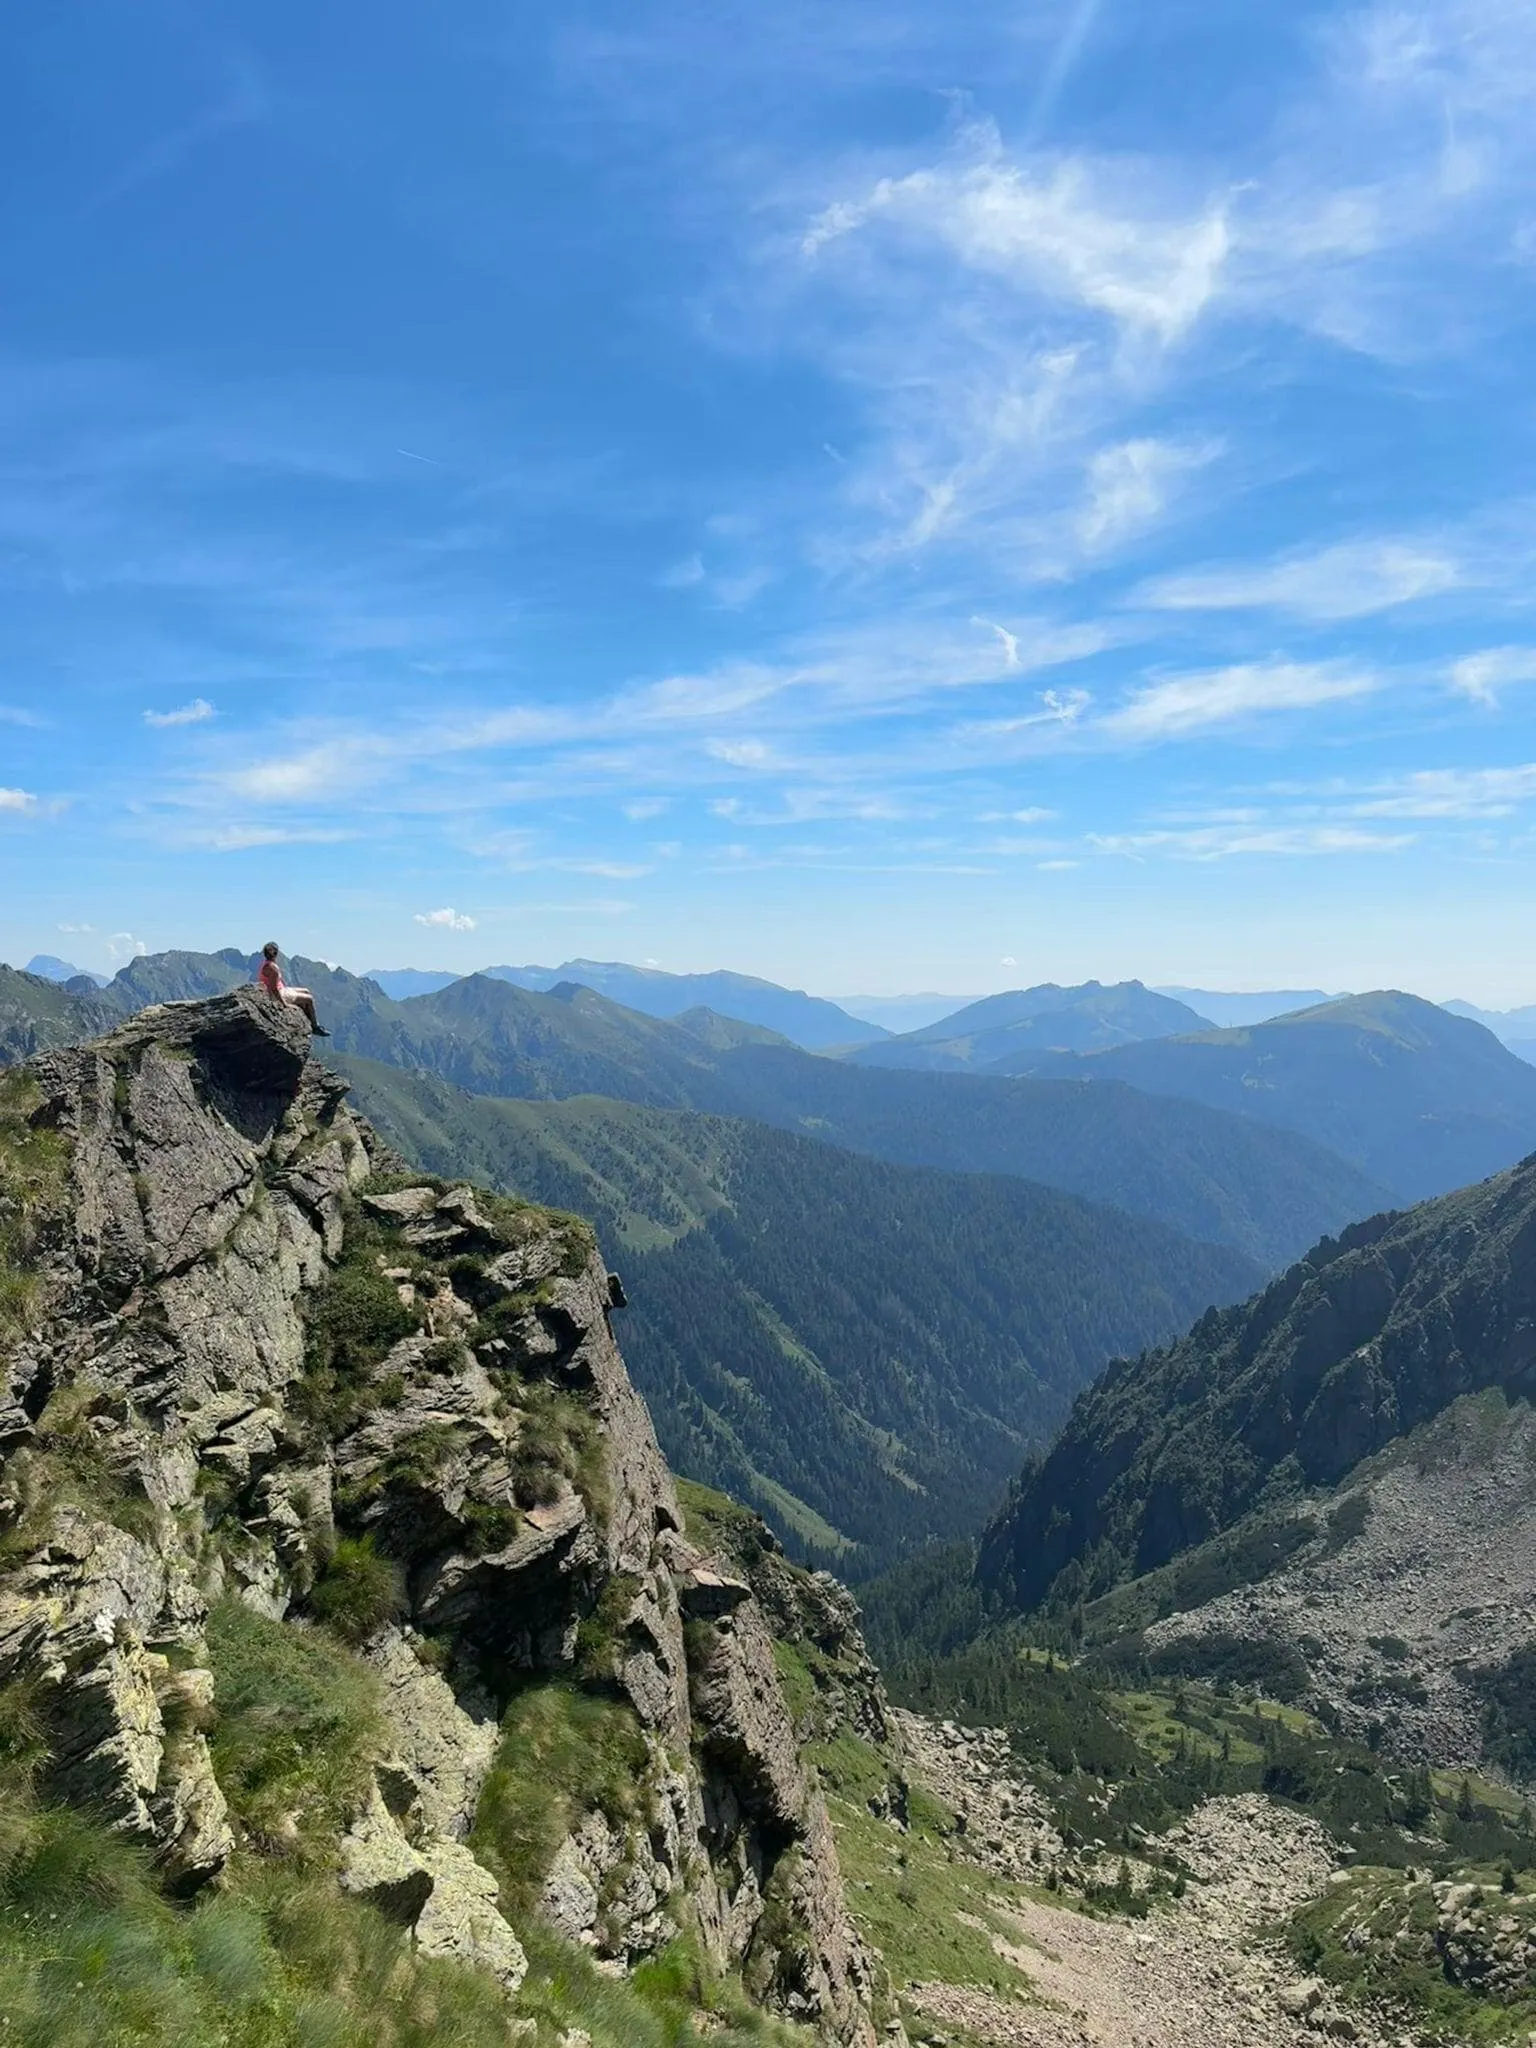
339, 1058, 1262, 1570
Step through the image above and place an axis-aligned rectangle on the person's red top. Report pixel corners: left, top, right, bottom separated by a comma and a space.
257, 959, 284, 997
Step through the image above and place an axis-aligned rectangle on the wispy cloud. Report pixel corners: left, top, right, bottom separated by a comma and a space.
1450, 647, 1536, 703
1092, 822, 1414, 860
0, 705, 44, 728
1348, 763, 1536, 819
1137, 539, 1462, 620
144, 697, 216, 728
0, 787, 38, 813
1076, 438, 1217, 551
86, 59, 268, 212
1103, 660, 1376, 741
414, 907, 477, 932
802, 125, 1232, 342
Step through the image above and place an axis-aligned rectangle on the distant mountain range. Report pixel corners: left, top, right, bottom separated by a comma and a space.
0, 949, 1390, 1267
844, 980, 1210, 1071
828, 992, 981, 1035
1444, 998, 1536, 1062
23, 953, 109, 987
335, 1057, 1262, 1569
1153, 987, 1340, 1027
1001, 992, 1536, 1203
366, 958, 884, 1048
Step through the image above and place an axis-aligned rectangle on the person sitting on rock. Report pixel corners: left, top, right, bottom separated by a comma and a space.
255, 941, 329, 1036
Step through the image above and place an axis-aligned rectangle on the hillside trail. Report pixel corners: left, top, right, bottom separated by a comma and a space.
896, 1713, 1414, 2048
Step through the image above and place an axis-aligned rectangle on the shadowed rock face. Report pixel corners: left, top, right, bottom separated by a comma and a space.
0, 994, 877, 2044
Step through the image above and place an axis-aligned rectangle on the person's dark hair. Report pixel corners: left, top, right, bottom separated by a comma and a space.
262, 941, 279, 960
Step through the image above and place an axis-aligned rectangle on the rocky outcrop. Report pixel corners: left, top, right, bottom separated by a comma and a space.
0, 991, 876, 2043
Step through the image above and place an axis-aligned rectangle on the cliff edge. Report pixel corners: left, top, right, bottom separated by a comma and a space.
0, 990, 876, 2044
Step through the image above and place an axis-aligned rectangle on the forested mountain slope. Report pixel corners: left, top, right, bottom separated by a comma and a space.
338, 1056, 1262, 1568
845, 980, 1208, 1071
671, 1044, 1391, 1268
0, 949, 1391, 1267
1007, 992, 1536, 1201
977, 1146, 1536, 1617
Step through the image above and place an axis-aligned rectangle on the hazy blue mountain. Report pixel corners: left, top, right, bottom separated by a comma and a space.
483, 958, 885, 1048
337, 1056, 1262, 1569
976, 1145, 1536, 1617
830, 992, 981, 1035
1443, 999, 1536, 1047
363, 968, 463, 999
1153, 987, 1340, 1027
23, 954, 107, 986
1010, 993, 1536, 1204
847, 981, 1209, 1072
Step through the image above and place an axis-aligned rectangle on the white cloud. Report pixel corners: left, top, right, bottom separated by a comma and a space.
962, 687, 1092, 737
143, 697, 216, 728
1103, 661, 1375, 741
226, 738, 384, 803
0, 705, 43, 727
1001, 955, 1017, 966
1077, 438, 1215, 550
973, 618, 1021, 669
1450, 646, 1536, 703
1038, 858, 1080, 870
706, 738, 777, 768
1137, 539, 1461, 620
622, 797, 670, 820
803, 129, 1232, 342
660, 553, 707, 589
1092, 823, 1414, 860
207, 826, 352, 851
414, 907, 476, 932
58, 922, 94, 934
1349, 763, 1536, 819
0, 787, 37, 813
107, 932, 149, 961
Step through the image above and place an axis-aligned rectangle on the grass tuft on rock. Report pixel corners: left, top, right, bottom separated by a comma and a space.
204, 1598, 385, 1855
470, 1680, 653, 1921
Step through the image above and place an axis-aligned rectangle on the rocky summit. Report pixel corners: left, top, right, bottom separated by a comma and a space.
0, 990, 877, 2044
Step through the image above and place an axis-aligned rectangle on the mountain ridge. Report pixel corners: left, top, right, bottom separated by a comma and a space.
1003, 990, 1536, 1201
845, 979, 1209, 1071
977, 1141, 1536, 1619
0, 948, 1392, 1267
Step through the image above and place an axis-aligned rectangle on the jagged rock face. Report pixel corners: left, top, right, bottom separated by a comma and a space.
0, 991, 876, 2044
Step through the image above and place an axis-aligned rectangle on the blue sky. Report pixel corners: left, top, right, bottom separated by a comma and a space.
3, 0, 1536, 1000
